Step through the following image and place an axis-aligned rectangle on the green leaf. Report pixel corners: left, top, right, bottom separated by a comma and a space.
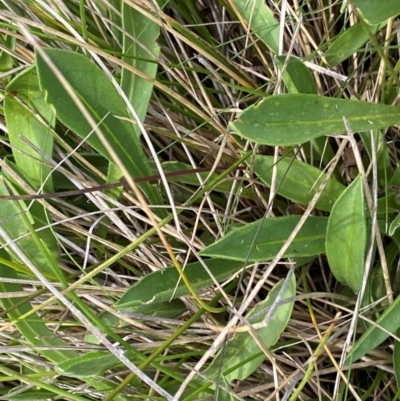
230, 94, 400, 146
205, 275, 295, 382
8, 390, 54, 401
4, 66, 55, 191
199, 216, 327, 262
275, 56, 317, 94
56, 351, 120, 378
344, 293, 400, 364
213, 376, 235, 401
115, 258, 243, 309
353, 0, 400, 25
389, 213, 400, 236
232, 0, 279, 54
121, 2, 159, 138
35, 48, 162, 208
0, 30, 15, 71
325, 22, 383, 66
100, 299, 186, 328
326, 175, 366, 293
0, 177, 57, 278
1, 160, 60, 268
251, 154, 345, 212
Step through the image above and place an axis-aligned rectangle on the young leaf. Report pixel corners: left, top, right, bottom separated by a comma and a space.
251, 155, 345, 212
230, 94, 400, 146
199, 216, 328, 262
326, 175, 366, 293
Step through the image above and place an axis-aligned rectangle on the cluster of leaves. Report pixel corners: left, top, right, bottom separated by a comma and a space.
1, 0, 400, 400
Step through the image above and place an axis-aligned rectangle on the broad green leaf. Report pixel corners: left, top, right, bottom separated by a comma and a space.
56, 351, 120, 378
344, 293, 400, 364
35, 48, 163, 209
232, 0, 279, 54
4, 66, 54, 191
230, 94, 400, 146
8, 390, 54, 401
326, 175, 366, 293
275, 56, 317, 94
325, 22, 383, 66
99, 299, 186, 328
273, 57, 339, 175
251, 155, 345, 212
0, 177, 57, 278
199, 216, 328, 262
354, 0, 400, 24
205, 275, 295, 382
115, 258, 243, 309
121, 2, 159, 138
2, 160, 59, 263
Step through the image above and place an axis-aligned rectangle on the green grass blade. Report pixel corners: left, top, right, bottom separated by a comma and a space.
230, 94, 400, 146
199, 216, 328, 262
326, 175, 366, 293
